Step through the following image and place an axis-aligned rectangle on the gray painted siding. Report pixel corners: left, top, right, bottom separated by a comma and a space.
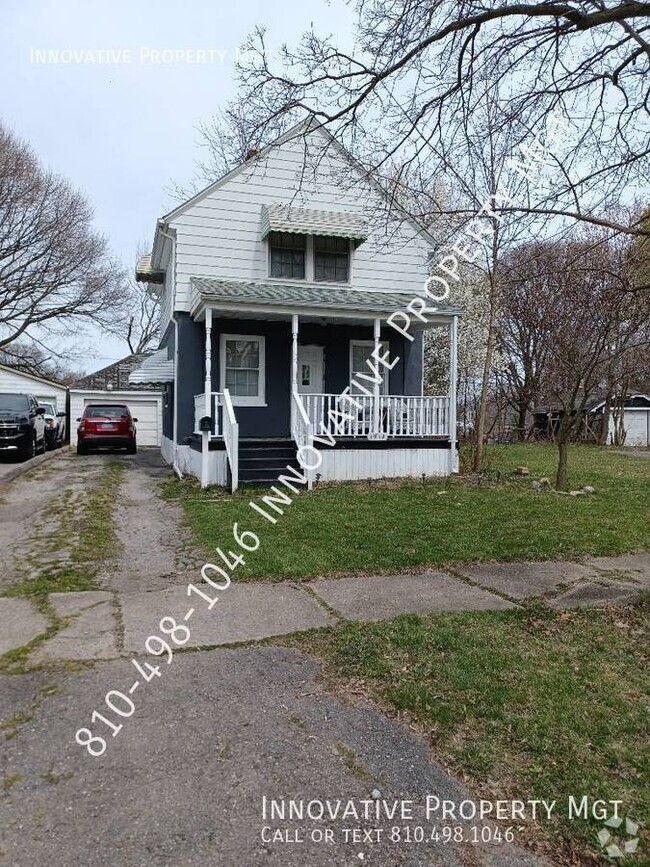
211, 319, 292, 438
159, 323, 175, 440
174, 315, 423, 441
177, 314, 205, 441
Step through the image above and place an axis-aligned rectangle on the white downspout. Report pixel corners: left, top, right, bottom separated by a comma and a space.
158, 224, 182, 478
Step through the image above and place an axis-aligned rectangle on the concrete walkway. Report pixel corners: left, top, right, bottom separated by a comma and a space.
3, 551, 646, 663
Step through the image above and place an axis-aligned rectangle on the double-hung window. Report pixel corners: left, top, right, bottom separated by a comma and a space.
220, 334, 266, 406
267, 232, 351, 282
314, 235, 350, 282
268, 232, 305, 279
350, 340, 389, 395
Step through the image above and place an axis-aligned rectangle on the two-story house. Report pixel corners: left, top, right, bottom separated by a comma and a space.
132, 118, 461, 489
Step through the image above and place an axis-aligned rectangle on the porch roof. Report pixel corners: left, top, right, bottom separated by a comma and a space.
261, 204, 368, 241
191, 277, 462, 321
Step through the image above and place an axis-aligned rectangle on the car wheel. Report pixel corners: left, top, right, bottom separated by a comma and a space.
127, 440, 137, 455
77, 441, 86, 455
22, 434, 35, 461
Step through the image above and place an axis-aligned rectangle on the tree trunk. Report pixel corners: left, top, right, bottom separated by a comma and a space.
598, 392, 612, 445
516, 398, 528, 441
472, 294, 497, 471
556, 439, 569, 490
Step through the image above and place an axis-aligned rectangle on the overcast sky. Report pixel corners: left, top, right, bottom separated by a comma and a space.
2, 0, 353, 372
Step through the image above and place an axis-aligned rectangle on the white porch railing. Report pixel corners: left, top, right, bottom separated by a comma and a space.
291, 390, 314, 490
193, 392, 223, 436
222, 388, 239, 493
302, 394, 450, 438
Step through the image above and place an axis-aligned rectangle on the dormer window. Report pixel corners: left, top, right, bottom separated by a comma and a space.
314, 236, 350, 282
268, 232, 305, 279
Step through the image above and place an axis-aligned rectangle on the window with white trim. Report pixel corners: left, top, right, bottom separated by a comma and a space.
350, 340, 389, 395
220, 335, 266, 405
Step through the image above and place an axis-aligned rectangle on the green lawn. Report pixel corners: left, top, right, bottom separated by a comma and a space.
294, 601, 649, 863
163, 445, 649, 581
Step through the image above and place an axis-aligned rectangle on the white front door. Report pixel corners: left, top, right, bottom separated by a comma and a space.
297, 345, 324, 394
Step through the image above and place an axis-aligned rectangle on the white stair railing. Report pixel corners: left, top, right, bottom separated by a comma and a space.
222, 388, 239, 493
291, 390, 314, 490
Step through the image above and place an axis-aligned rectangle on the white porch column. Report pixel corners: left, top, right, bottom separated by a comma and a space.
372, 317, 381, 435
449, 314, 458, 473
201, 308, 213, 488
291, 313, 299, 430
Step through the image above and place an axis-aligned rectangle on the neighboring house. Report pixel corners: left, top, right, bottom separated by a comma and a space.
132, 118, 461, 489
70, 354, 165, 447
0, 363, 67, 413
591, 394, 650, 447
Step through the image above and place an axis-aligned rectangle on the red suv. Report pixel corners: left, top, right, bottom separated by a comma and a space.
77, 404, 137, 455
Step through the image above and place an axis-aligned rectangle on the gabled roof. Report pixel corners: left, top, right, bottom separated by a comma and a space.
0, 363, 66, 390
72, 354, 161, 392
152, 116, 437, 267
591, 394, 650, 412
191, 277, 461, 319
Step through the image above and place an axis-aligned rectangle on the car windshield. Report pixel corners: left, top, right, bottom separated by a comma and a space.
0, 394, 30, 413
39, 403, 55, 414
85, 405, 129, 419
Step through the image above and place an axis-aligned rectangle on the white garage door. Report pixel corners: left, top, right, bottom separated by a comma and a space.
82, 398, 160, 446
624, 410, 650, 447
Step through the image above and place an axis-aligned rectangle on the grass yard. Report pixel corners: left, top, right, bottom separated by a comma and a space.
294, 601, 650, 864
163, 445, 649, 581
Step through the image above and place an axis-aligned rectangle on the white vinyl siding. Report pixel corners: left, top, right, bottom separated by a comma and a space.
0, 365, 67, 412
169, 130, 432, 312
158, 238, 175, 337
609, 409, 650, 446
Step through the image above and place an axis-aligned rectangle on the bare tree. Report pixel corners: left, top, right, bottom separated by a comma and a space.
501, 234, 650, 487
0, 123, 127, 356
0, 342, 81, 383
498, 244, 556, 438
116, 280, 160, 355
205, 0, 650, 239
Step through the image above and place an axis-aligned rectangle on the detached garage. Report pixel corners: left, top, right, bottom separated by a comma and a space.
592, 394, 650, 448
69, 355, 163, 447
0, 364, 67, 413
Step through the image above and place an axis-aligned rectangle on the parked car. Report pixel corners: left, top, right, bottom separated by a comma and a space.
0, 393, 46, 460
76, 404, 137, 454
38, 401, 66, 449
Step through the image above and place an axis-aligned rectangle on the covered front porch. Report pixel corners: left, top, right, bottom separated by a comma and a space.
188, 277, 460, 489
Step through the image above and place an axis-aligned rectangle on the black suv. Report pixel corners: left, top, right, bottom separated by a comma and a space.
0, 393, 46, 460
